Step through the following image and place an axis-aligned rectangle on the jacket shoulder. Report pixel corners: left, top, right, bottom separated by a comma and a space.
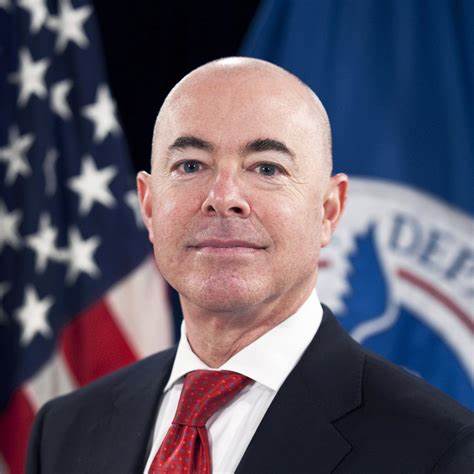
334, 345, 474, 471
362, 349, 474, 430
27, 347, 177, 473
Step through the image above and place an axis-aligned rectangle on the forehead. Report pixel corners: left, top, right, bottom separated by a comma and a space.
156, 72, 324, 154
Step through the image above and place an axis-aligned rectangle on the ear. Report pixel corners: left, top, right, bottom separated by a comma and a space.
136, 171, 154, 243
320, 173, 348, 248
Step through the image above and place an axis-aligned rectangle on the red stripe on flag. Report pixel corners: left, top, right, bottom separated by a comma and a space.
0, 389, 36, 474
398, 268, 474, 334
318, 259, 329, 269
60, 298, 138, 387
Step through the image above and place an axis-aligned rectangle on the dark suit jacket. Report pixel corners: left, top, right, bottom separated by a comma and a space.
27, 305, 474, 473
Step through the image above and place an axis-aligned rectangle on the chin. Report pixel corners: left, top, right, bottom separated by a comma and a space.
181, 273, 268, 313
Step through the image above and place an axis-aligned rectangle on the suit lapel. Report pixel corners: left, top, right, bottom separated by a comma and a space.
236, 306, 365, 474
86, 347, 177, 473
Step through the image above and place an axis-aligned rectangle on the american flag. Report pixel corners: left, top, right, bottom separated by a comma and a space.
0, 1, 175, 472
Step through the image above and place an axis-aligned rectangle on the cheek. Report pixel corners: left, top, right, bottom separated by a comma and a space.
150, 187, 196, 246
263, 195, 319, 247
267, 192, 323, 262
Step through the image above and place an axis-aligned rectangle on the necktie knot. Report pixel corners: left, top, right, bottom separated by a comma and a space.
173, 370, 252, 427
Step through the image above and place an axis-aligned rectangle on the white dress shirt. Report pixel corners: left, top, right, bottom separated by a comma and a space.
144, 288, 323, 474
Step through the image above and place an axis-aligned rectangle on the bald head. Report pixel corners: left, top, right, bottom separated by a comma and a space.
151, 57, 332, 175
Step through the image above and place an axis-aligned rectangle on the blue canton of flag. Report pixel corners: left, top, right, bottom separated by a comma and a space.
242, 0, 474, 410
0, 1, 173, 472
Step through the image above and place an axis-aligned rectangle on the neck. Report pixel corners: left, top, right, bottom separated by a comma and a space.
180, 277, 317, 368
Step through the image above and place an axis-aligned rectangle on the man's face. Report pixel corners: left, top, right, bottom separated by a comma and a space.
138, 69, 345, 315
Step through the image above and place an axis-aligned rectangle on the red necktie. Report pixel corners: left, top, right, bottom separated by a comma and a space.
149, 370, 253, 474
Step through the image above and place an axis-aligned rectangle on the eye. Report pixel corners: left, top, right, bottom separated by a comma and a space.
172, 160, 284, 177
254, 162, 284, 177
174, 160, 202, 174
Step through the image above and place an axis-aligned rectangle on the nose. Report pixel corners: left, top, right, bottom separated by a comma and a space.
201, 168, 251, 218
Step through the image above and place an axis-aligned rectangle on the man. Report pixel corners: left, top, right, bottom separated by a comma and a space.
27, 58, 473, 473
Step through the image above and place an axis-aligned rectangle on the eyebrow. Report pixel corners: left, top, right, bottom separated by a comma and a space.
168, 135, 214, 152
166, 135, 296, 167
241, 138, 295, 159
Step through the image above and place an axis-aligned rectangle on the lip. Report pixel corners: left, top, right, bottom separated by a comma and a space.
193, 246, 261, 255
192, 239, 265, 249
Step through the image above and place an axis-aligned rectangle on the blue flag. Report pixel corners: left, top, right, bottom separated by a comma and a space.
0, 1, 173, 471
242, 0, 473, 409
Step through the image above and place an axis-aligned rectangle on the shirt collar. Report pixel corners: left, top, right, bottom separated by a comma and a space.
164, 287, 323, 392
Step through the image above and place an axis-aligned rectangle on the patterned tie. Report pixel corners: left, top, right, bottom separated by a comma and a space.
149, 370, 253, 474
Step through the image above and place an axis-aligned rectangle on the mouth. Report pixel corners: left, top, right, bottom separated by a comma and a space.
192, 246, 262, 256
189, 239, 266, 256
191, 239, 265, 255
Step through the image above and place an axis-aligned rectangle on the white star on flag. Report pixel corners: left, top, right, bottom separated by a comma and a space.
0, 281, 11, 322
68, 155, 117, 215
50, 79, 73, 119
25, 213, 62, 273
8, 48, 50, 107
82, 84, 121, 143
18, 0, 48, 33
0, 0, 11, 11
0, 126, 34, 185
46, 0, 92, 53
64, 227, 100, 284
125, 190, 144, 228
15, 286, 54, 346
0, 200, 22, 253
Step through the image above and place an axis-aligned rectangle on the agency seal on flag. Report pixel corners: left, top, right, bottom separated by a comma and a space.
318, 178, 473, 409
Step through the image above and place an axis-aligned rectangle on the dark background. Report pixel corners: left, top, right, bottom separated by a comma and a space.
94, 1, 260, 173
